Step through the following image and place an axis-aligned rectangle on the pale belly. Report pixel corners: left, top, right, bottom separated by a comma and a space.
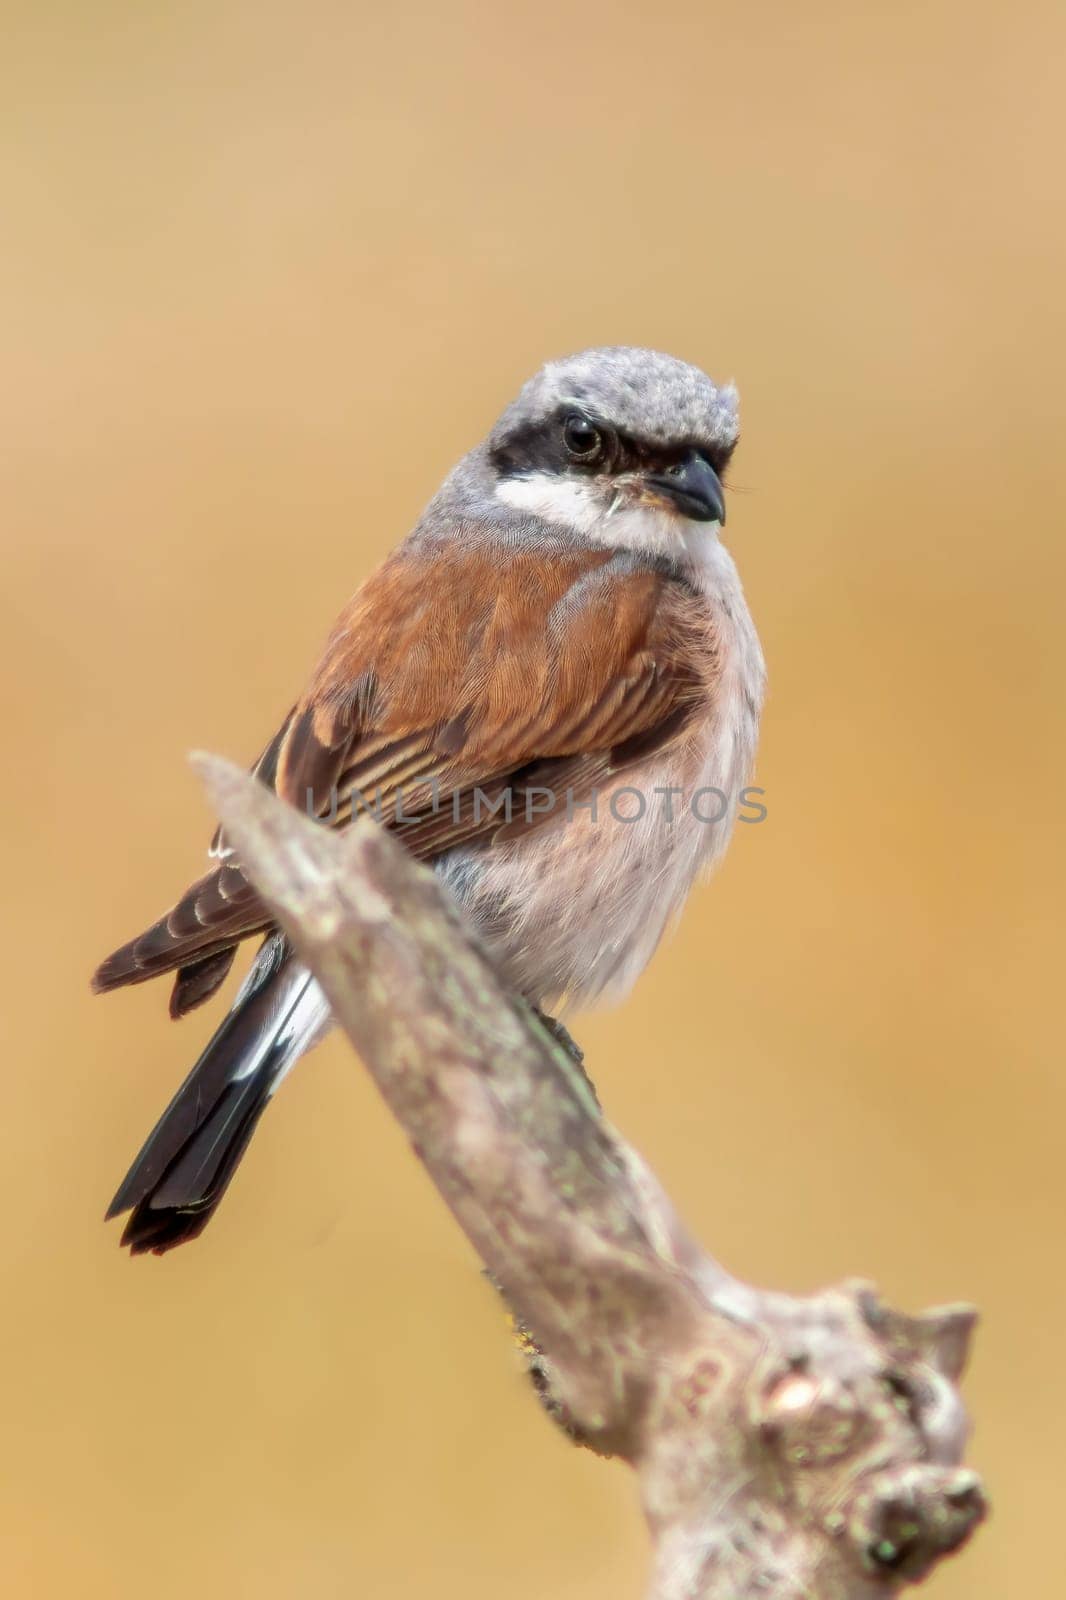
436, 705, 757, 1011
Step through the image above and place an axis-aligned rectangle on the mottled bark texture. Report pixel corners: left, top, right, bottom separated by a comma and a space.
194, 753, 987, 1599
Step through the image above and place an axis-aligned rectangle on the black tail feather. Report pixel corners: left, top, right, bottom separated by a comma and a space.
107, 936, 316, 1255
119, 1075, 273, 1254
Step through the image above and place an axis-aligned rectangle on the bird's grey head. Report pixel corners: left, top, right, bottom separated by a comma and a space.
486, 347, 739, 555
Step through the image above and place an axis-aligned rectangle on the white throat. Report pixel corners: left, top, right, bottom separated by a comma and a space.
495, 472, 720, 566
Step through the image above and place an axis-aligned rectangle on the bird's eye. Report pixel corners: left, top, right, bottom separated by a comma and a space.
562, 414, 603, 462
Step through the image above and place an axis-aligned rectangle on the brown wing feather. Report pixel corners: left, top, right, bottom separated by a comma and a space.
92, 536, 715, 1004
92, 862, 270, 996
208, 708, 297, 861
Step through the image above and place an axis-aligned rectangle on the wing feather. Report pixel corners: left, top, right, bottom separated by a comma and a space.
92, 535, 716, 1002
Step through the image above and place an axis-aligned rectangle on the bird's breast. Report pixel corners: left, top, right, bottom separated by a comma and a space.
436, 539, 764, 1011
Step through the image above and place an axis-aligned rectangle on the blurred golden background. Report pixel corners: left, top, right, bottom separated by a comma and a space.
2, 0, 1063, 1594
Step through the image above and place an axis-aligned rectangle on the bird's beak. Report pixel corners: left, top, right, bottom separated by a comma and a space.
645, 451, 727, 525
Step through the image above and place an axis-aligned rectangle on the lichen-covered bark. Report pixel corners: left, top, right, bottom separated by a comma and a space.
194, 753, 987, 1598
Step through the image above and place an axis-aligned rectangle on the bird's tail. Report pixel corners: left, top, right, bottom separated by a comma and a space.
107, 934, 329, 1254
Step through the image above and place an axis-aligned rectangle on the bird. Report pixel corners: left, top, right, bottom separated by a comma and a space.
94, 345, 765, 1254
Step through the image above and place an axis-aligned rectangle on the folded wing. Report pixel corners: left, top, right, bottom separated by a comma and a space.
92, 535, 715, 1014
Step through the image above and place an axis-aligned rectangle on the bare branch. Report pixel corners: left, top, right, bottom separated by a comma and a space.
194, 753, 987, 1599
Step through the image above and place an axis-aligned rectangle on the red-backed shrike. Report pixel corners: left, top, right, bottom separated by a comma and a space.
95, 346, 764, 1253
